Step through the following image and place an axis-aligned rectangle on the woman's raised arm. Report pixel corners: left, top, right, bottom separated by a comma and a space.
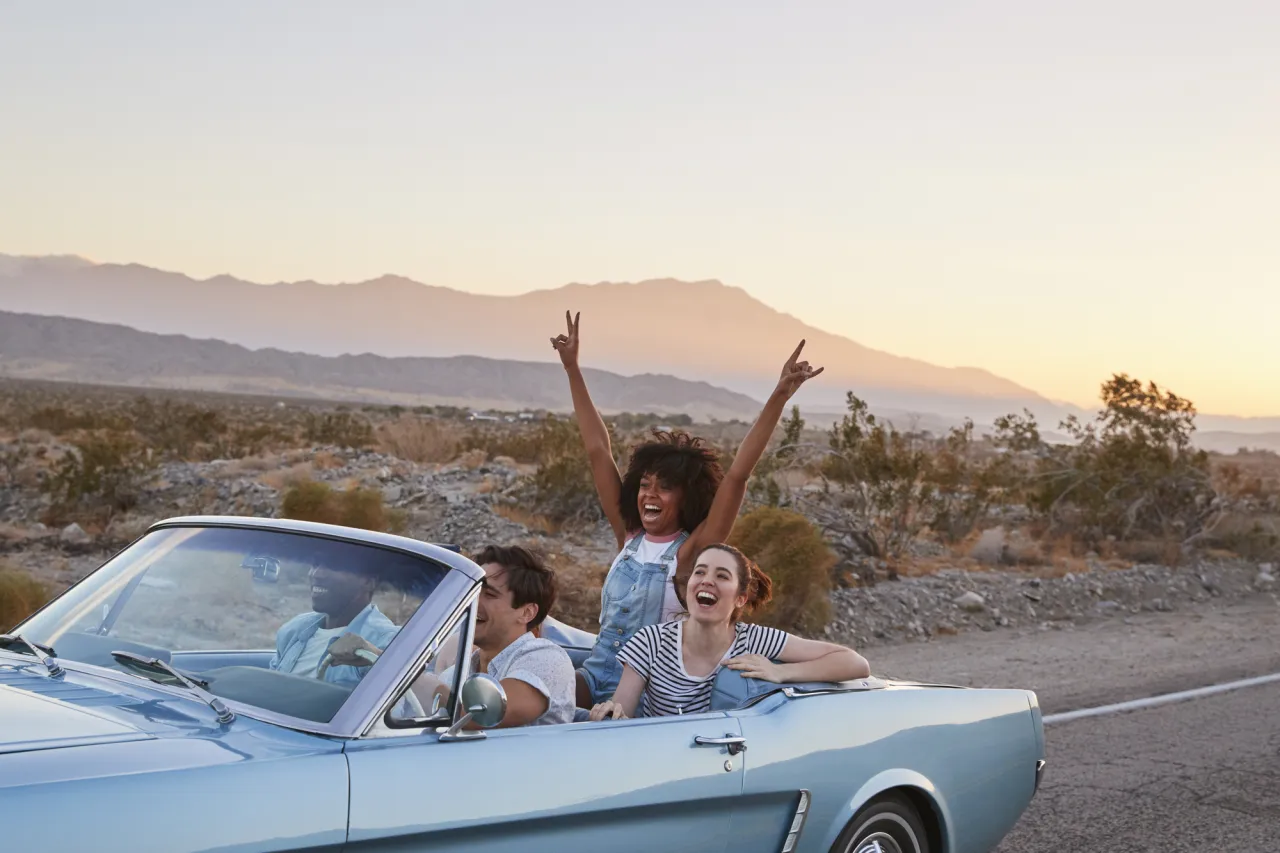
552, 310, 628, 549
684, 340, 823, 558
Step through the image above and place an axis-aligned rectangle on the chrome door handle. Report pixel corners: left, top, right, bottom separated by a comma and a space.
694, 734, 747, 755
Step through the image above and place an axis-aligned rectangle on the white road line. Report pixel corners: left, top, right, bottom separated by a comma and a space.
1043, 671, 1280, 725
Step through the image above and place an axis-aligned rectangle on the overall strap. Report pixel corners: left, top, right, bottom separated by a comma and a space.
658, 530, 690, 563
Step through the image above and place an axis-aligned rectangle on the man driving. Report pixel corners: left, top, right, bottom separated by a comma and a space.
269, 556, 399, 686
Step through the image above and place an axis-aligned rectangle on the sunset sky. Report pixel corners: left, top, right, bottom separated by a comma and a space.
2, 3, 1277, 416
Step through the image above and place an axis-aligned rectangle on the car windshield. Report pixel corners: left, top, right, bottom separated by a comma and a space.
13, 524, 450, 725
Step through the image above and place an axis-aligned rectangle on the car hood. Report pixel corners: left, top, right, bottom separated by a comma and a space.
0, 675, 153, 755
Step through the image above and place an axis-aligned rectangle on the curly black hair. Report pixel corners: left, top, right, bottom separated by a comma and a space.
618, 429, 724, 534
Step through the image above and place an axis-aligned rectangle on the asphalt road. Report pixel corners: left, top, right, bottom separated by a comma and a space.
994, 680, 1280, 852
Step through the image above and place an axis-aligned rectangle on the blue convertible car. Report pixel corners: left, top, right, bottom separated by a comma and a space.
1, 516, 1044, 853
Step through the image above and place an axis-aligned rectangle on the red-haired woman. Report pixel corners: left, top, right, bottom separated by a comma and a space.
588, 542, 870, 720
550, 311, 823, 706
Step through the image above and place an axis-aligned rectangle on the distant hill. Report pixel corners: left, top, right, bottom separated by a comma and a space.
0, 253, 1057, 421
0, 310, 766, 421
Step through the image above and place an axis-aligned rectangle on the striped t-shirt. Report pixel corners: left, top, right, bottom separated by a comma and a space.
617, 620, 789, 717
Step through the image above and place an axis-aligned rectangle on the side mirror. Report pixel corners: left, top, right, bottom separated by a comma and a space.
460, 673, 507, 728
439, 673, 507, 740
241, 556, 280, 584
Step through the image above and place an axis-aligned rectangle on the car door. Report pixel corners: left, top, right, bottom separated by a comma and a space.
719, 686, 892, 853
345, 714, 744, 852
342, 602, 746, 853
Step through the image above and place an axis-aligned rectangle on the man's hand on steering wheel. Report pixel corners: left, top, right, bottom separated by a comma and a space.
326, 632, 382, 668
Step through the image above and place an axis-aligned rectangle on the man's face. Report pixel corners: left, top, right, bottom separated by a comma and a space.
309, 563, 371, 616
473, 563, 535, 650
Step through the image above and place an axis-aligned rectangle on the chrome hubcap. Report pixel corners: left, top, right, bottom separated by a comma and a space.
854, 833, 905, 853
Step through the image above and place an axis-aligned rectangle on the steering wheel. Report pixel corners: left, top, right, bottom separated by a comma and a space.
315, 648, 426, 719
315, 646, 380, 680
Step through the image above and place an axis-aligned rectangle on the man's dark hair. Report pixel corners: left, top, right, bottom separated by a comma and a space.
618, 429, 725, 533
472, 544, 557, 632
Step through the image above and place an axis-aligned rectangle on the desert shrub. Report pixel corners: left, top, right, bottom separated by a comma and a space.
488, 416, 624, 527
748, 405, 807, 508
43, 430, 155, 522
23, 405, 125, 435
524, 417, 617, 526
461, 425, 544, 464
726, 507, 835, 635
280, 478, 404, 533
0, 565, 50, 631
377, 416, 460, 463
1031, 374, 1220, 549
303, 411, 375, 449
1199, 511, 1280, 562
1, 442, 31, 486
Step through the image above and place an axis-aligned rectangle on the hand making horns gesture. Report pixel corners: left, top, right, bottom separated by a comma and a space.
775, 339, 824, 398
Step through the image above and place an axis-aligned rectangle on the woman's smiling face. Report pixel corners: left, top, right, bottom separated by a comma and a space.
636, 472, 682, 536
685, 547, 747, 624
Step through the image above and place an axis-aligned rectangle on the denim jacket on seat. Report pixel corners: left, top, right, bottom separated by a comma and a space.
577, 531, 687, 702
270, 602, 400, 688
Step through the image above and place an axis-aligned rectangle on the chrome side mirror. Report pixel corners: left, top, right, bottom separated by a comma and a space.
438, 673, 507, 740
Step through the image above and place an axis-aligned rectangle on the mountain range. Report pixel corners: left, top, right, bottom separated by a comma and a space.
1, 253, 1278, 448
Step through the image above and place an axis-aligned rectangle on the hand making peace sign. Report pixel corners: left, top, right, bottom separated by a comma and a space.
550, 310, 581, 370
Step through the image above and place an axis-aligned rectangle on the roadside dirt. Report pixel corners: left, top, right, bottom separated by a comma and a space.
867, 594, 1280, 714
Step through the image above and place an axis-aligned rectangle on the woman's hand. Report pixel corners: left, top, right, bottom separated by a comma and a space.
550, 310, 581, 370
588, 699, 629, 721
773, 340, 824, 399
724, 653, 785, 683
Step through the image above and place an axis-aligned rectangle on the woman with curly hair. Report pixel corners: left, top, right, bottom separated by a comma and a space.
550, 310, 823, 706
588, 542, 870, 720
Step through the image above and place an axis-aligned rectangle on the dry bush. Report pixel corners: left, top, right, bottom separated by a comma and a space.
457, 448, 489, 470
280, 478, 405, 534
260, 462, 315, 491
726, 506, 835, 635
492, 504, 561, 535
0, 564, 50, 631
221, 454, 280, 476
42, 429, 156, 524
530, 548, 604, 632
302, 411, 375, 449
965, 526, 1044, 567
1199, 510, 1280, 562
376, 416, 461, 464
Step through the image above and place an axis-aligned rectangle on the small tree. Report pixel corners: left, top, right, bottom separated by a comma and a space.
1034, 374, 1220, 548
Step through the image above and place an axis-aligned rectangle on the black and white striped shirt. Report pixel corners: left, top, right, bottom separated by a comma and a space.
617, 620, 789, 717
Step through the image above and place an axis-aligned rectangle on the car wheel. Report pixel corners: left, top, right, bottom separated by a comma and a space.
833, 793, 930, 853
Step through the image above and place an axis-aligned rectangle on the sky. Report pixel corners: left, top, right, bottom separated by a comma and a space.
2, 2, 1278, 416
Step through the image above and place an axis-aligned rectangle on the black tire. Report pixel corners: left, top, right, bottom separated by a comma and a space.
831, 792, 931, 853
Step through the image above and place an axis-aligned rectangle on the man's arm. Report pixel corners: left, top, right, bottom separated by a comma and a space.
493, 678, 551, 728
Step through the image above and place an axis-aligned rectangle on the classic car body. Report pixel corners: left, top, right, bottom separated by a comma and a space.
0, 516, 1044, 853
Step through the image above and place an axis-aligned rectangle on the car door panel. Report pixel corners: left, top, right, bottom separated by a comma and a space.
344, 714, 744, 853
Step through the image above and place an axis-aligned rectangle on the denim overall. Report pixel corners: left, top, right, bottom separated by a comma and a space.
577, 531, 688, 702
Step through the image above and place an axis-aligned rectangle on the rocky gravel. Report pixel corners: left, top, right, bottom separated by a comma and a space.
825, 558, 1277, 649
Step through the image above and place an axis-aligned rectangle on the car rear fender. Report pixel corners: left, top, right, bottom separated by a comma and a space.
814, 769, 953, 853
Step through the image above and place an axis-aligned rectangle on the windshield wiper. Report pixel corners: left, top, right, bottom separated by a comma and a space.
109, 650, 234, 724
0, 633, 64, 676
